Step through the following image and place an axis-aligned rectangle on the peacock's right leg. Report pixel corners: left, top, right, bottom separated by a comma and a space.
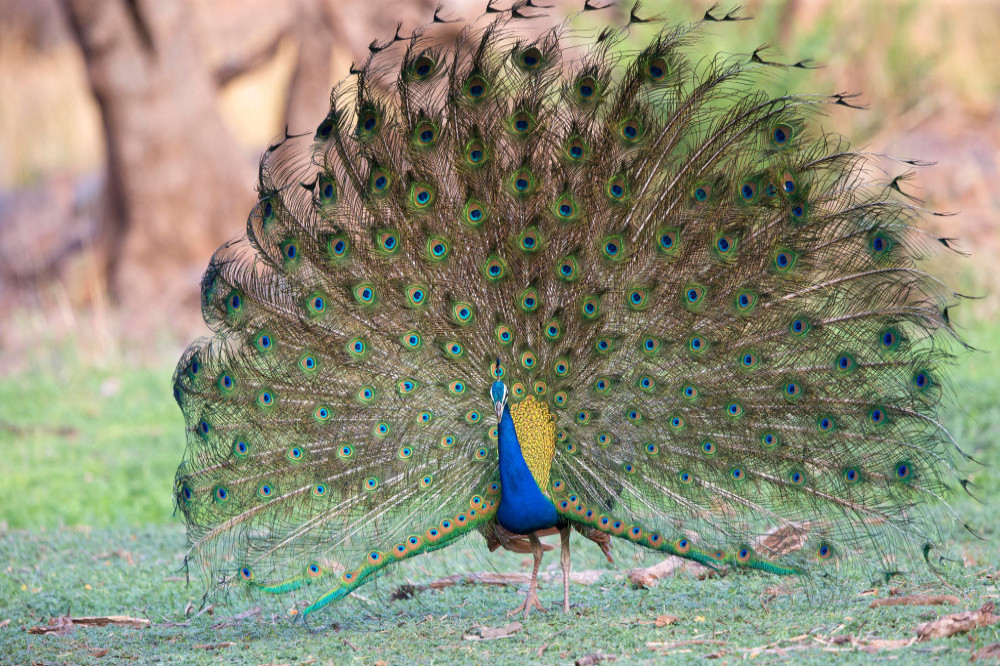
506, 532, 547, 619
559, 524, 572, 613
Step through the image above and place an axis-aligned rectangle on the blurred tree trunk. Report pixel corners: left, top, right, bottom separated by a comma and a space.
280, 0, 456, 134
61, 0, 254, 323
283, 0, 335, 135
59, 0, 460, 332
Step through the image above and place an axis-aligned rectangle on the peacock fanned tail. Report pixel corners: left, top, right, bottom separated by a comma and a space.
173, 4, 967, 617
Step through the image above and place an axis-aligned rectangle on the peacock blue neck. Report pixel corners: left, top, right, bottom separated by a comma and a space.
495, 404, 559, 534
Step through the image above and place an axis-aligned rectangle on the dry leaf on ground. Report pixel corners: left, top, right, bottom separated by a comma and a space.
917, 602, 999, 641
972, 642, 1000, 661
627, 557, 705, 588
27, 616, 75, 636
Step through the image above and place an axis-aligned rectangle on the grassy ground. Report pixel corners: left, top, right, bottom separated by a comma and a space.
0, 320, 997, 664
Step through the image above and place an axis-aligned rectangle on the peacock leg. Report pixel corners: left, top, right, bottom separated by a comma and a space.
559, 524, 571, 613
507, 532, 547, 619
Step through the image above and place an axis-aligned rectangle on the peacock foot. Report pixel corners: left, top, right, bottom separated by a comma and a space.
507, 587, 546, 619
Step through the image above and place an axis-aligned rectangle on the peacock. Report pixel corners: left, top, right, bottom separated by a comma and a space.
173, 1, 970, 621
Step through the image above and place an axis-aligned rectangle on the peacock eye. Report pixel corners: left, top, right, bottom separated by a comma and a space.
416, 123, 436, 145
565, 137, 588, 162
519, 46, 543, 70
771, 123, 794, 147
412, 55, 435, 78
465, 75, 488, 100
715, 235, 736, 255
620, 117, 642, 142
317, 118, 334, 138
645, 57, 668, 82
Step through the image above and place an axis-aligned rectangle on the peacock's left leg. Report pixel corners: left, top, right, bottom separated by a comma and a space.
507, 532, 546, 619
559, 524, 571, 613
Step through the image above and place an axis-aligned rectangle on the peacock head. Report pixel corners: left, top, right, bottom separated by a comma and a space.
491, 380, 509, 423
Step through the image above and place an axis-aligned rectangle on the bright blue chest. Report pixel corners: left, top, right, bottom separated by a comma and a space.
495, 406, 559, 534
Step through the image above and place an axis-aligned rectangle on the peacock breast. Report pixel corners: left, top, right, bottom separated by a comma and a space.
508, 396, 556, 492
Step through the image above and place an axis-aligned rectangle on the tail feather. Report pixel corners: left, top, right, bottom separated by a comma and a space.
172, 7, 965, 611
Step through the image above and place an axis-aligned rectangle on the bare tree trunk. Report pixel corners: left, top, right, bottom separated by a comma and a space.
60, 0, 468, 333
283, 0, 335, 135
281, 0, 460, 135
61, 0, 255, 326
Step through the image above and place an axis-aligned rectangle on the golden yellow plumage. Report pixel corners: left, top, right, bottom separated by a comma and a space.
509, 395, 556, 492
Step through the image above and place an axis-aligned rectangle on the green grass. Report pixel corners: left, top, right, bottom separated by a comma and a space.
0, 364, 183, 529
0, 320, 997, 663
1, 523, 996, 665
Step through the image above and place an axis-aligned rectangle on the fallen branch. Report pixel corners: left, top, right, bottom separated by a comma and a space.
210, 606, 261, 629
68, 615, 151, 628
536, 627, 569, 658
29, 615, 150, 634
815, 633, 916, 649
395, 569, 607, 598
870, 595, 961, 608
463, 621, 522, 641
648, 639, 728, 650
192, 642, 236, 650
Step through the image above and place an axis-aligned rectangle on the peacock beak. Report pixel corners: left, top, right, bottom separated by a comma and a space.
494, 401, 504, 423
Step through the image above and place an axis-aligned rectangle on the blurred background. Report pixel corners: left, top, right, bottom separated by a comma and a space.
0, 0, 997, 530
